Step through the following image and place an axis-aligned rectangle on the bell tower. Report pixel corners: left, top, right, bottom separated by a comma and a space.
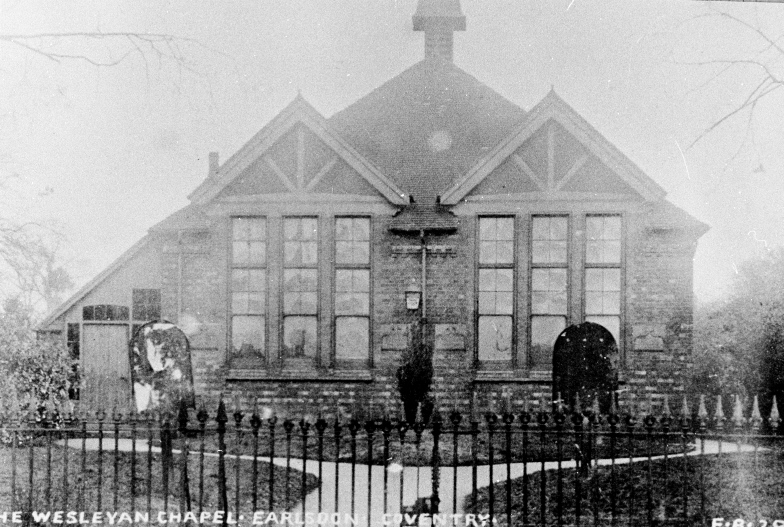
412, 0, 466, 62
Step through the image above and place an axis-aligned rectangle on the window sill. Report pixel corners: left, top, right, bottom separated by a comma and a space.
473, 370, 553, 383
226, 369, 373, 382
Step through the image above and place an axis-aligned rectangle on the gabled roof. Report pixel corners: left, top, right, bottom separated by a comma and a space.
38, 236, 152, 330
328, 57, 526, 204
189, 95, 408, 206
441, 89, 668, 205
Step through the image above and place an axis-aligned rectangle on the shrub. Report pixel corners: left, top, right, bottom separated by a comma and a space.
396, 323, 433, 424
0, 305, 71, 432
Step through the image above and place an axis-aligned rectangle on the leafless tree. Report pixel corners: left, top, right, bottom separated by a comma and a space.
0, 221, 72, 315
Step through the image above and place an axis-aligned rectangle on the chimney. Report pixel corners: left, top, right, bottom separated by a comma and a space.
208, 151, 219, 177
412, 0, 466, 62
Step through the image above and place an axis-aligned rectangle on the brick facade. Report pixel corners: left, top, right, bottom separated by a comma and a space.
41, 2, 708, 416
140, 202, 704, 418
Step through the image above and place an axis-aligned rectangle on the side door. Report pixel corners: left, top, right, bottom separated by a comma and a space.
81, 323, 131, 413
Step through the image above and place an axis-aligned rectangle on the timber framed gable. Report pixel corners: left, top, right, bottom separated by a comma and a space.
441, 90, 667, 205
189, 95, 408, 207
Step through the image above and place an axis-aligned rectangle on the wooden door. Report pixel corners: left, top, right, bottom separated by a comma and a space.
82, 324, 131, 413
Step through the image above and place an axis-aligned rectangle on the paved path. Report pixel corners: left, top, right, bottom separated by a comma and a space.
61, 438, 761, 526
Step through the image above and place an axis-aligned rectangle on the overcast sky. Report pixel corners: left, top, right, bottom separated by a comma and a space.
2, 0, 783, 306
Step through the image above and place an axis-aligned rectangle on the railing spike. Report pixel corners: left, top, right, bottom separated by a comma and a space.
697, 395, 708, 420
714, 394, 725, 423
661, 394, 671, 417
216, 396, 228, 423
770, 396, 780, 428
591, 396, 600, 417
751, 395, 762, 426
732, 394, 745, 428
574, 392, 582, 414
681, 394, 690, 418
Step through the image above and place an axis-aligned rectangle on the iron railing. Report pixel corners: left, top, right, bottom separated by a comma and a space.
0, 394, 781, 527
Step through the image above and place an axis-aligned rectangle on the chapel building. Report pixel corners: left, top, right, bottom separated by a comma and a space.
41, 0, 708, 414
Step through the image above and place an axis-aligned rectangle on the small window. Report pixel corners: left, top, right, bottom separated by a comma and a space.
283, 317, 317, 358
283, 269, 318, 315
284, 218, 318, 267
132, 289, 161, 321
586, 216, 621, 264
335, 217, 370, 265
532, 216, 568, 265
82, 304, 129, 321
335, 268, 370, 360
67, 323, 80, 360
585, 268, 621, 344
479, 217, 514, 265
233, 217, 267, 267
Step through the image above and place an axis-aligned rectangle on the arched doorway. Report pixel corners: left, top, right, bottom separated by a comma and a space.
552, 321, 619, 413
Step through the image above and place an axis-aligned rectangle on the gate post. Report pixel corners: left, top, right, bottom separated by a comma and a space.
216, 398, 229, 526
178, 399, 192, 513
430, 410, 442, 515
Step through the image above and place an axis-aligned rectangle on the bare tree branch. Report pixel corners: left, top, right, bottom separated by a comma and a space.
679, 8, 784, 154
0, 31, 225, 79
713, 11, 784, 58
688, 77, 781, 149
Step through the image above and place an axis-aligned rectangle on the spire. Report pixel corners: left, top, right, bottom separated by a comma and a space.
412, 0, 466, 62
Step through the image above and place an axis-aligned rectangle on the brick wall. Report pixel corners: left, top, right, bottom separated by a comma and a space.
164, 205, 701, 417
623, 206, 699, 411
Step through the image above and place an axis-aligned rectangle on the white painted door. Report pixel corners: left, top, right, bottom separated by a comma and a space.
82, 324, 131, 413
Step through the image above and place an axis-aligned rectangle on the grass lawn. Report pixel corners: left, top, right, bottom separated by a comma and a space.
466, 449, 784, 526
0, 441, 319, 515
188, 426, 691, 466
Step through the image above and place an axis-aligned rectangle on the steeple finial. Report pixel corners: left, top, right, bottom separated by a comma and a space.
412, 0, 466, 62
